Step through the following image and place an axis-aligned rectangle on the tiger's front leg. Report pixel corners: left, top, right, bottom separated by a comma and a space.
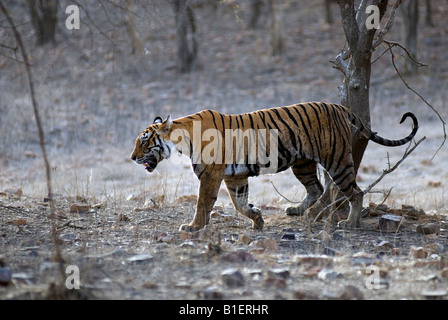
224, 178, 264, 230
179, 171, 222, 232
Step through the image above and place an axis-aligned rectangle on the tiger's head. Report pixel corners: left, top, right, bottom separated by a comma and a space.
130, 116, 173, 173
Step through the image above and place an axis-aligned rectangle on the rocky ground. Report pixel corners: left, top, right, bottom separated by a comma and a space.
1, 1, 448, 303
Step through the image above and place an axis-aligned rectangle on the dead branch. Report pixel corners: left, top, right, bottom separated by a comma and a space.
270, 181, 301, 204
372, 0, 403, 49
363, 136, 426, 195
386, 41, 447, 159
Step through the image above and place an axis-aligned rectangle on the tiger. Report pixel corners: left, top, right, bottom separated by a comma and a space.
131, 102, 418, 232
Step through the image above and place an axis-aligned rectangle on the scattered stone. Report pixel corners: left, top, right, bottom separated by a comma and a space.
416, 223, 440, 235
126, 254, 154, 264
117, 213, 130, 222
332, 230, 344, 241
221, 269, 244, 288
318, 268, 340, 280
338, 285, 364, 300
323, 247, 342, 256
421, 289, 447, 300
156, 232, 174, 243
409, 246, 428, 259
8, 219, 27, 226
246, 269, 263, 280
180, 241, 196, 249
197, 286, 223, 300
263, 277, 287, 288
60, 233, 77, 242
293, 289, 319, 300
352, 252, 376, 266
142, 282, 158, 289
281, 233, 295, 240
222, 251, 254, 263
4, 187, 22, 199
400, 205, 425, 218
364, 202, 389, 217
0, 268, 12, 286
250, 238, 278, 253
315, 230, 331, 243
374, 240, 392, 251
296, 255, 333, 268
92, 202, 104, 209
378, 214, 403, 233
332, 209, 349, 222
179, 231, 194, 241
267, 268, 290, 279
70, 203, 91, 213
423, 242, 444, 254
237, 234, 253, 245
441, 268, 448, 278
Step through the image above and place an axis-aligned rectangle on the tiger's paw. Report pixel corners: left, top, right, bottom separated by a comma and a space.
252, 215, 264, 230
179, 224, 201, 233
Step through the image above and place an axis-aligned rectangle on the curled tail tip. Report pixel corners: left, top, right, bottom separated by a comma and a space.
400, 112, 418, 128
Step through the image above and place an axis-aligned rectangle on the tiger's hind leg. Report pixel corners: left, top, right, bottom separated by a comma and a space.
327, 160, 363, 228
224, 178, 264, 230
286, 159, 323, 216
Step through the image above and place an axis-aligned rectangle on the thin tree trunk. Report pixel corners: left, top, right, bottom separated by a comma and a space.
248, 0, 263, 29
315, 0, 389, 220
126, 0, 143, 55
268, 0, 283, 56
172, 0, 198, 73
325, 0, 333, 24
401, 0, 419, 74
27, 0, 58, 45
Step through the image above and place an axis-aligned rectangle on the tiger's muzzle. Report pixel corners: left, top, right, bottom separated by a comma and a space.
143, 156, 158, 172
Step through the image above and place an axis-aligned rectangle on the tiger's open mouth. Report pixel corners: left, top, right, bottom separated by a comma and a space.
143, 158, 158, 172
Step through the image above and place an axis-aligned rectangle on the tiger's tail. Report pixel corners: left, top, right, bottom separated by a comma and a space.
349, 111, 418, 147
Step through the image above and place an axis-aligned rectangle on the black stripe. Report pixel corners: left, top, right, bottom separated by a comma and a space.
248, 113, 254, 128
239, 114, 244, 127
273, 108, 297, 149
208, 110, 218, 128
332, 163, 354, 183
292, 105, 314, 158
220, 112, 226, 130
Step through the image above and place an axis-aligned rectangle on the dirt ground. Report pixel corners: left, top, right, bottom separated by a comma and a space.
1, 1, 448, 302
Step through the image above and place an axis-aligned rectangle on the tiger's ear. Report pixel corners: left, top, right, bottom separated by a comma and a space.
153, 116, 163, 124
156, 115, 172, 135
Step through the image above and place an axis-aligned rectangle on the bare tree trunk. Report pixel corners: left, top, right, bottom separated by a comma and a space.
401, 0, 419, 74
315, 0, 389, 220
425, 0, 433, 26
248, 0, 263, 29
27, 0, 58, 46
325, 0, 333, 24
126, 0, 143, 55
172, 0, 198, 73
268, 0, 283, 56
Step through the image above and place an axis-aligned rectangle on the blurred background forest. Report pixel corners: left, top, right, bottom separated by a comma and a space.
0, 0, 447, 209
